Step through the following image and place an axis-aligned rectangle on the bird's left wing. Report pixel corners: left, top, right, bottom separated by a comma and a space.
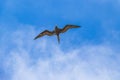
61, 24, 80, 33
34, 30, 55, 40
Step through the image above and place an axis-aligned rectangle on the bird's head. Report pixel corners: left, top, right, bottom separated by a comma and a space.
55, 26, 58, 29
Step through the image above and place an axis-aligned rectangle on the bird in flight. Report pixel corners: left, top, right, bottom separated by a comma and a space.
34, 24, 80, 43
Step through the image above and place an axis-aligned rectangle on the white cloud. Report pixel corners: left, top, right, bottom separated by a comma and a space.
6, 45, 119, 80
5, 42, 120, 80
1, 24, 120, 80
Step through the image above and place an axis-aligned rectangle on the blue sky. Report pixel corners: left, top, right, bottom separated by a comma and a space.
0, 0, 120, 80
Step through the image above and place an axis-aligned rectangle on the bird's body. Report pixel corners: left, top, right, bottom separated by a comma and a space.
34, 24, 80, 43
54, 26, 61, 43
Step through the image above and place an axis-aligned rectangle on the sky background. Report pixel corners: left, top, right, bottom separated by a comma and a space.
0, 0, 120, 80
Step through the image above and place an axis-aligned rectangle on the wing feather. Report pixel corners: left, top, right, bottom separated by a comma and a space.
61, 24, 80, 33
34, 30, 55, 40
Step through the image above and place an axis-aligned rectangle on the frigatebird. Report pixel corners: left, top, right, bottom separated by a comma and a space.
34, 24, 80, 43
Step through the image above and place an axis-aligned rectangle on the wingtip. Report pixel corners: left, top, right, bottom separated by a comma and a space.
78, 25, 81, 27
74, 25, 81, 28
77, 26, 81, 28
34, 37, 37, 40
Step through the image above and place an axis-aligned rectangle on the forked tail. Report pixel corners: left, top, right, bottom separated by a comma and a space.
57, 35, 60, 43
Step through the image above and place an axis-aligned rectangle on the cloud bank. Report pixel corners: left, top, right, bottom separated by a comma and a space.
1, 25, 119, 80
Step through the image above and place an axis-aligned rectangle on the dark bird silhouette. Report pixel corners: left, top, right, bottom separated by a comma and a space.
34, 24, 80, 43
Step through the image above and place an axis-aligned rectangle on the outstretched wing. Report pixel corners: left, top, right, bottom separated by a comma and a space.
61, 24, 80, 33
34, 30, 55, 40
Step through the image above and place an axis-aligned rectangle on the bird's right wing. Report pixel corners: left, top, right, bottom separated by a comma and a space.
61, 24, 80, 33
34, 30, 55, 40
